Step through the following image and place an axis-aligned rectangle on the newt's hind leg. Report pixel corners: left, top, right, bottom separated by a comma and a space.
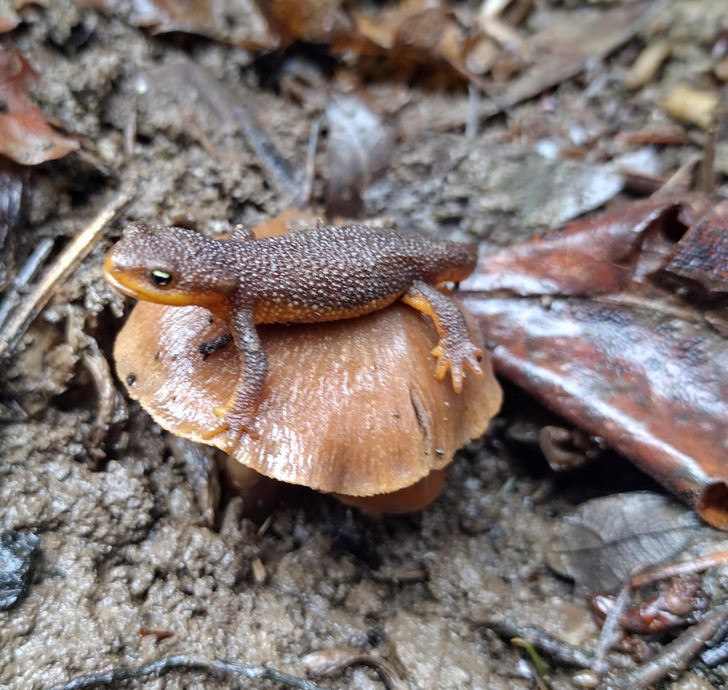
401, 280, 484, 393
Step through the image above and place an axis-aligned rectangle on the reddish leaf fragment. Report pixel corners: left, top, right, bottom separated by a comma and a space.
465, 295, 728, 529
138, 627, 173, 642
253, 0, 353, 46
0, 47, 79, 165
255, 0, 485, 86
354, 0, 478, 82
465, 197, 728, 527
665, 212, 728, 294
606, 574, 708, 634
466, 198, 678, 295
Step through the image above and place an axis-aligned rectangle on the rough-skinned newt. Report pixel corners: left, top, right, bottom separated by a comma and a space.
103, 222, 484, 440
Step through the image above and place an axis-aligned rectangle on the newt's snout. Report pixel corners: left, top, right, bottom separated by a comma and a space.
103, 249, 139, 299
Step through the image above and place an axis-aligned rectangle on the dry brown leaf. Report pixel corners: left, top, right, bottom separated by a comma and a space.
325, 92, 393, 218
464, 198, 728, 529
0, 47, 80, 165
252, 0, 353, 45
256, 0, 486, 86
465, 198, 672, 295
665, 210, 728, 293
547, 492, 703, 592
494, 1, 663, 109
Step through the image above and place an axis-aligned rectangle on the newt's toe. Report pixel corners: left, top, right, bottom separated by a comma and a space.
208, 406, 260, 442
202, 420, 229, 440
432, 339, 484, 393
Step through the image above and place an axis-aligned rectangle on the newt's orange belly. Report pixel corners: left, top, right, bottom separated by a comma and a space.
253, 293, 401, 325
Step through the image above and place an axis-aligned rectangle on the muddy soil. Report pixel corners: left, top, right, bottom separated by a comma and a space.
1, 2, 727, 689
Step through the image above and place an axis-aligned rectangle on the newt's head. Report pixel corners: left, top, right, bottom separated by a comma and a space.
103, 223, 235, 309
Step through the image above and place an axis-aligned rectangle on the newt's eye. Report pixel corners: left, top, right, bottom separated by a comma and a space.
150, 269, 174, 287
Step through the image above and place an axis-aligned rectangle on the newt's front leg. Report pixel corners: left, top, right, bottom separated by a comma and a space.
401, 280, 484, 393
202, 307, 266, 443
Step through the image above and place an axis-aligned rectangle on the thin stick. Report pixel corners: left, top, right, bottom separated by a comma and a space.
301, 117, 321, 207
630, 550, 728, 589
484, 620, 596, 669
592, 581, 631, 677
611, 603, 728, 689
49, 654, 333, 690
0, 236, 54, 329
0, 191, 129, 360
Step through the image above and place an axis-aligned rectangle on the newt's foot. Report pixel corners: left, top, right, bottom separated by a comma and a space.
431, 338, 484, 393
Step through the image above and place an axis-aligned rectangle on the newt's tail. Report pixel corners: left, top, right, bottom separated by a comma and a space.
435, 240, 478, 283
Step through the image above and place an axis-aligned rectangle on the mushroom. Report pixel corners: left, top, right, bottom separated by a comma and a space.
114, 299, 501, 512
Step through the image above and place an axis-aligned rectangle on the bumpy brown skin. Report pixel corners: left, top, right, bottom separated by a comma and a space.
104, 222, 483, 440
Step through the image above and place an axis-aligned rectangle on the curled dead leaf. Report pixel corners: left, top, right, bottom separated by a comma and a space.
547, 492, 703, 592
0, 47, 79, 166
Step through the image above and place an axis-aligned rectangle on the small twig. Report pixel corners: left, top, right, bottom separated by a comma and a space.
0, 191, 129, 360
301, 117, 321, 207
706, 608, 728, 651
699, 600, 728, 667
302, 648, 407, 690
697, 91, 725, 193
653, 152, 702, 196
592, 581, 631, 677
484, 621, 596, 669
48, 654, 334, 690
610, 603, 728, 689
231, 100, 308, 209
630, 550, 728, 589
122, 100, 137, 159
81, 335, 119, 458
0, 237, 54, 330
466, 84, 480, 140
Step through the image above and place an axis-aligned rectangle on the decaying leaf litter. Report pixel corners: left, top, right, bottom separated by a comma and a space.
1, 1, 727, 688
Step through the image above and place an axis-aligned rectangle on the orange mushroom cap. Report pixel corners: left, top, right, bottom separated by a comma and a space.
113, 259, 501, 512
